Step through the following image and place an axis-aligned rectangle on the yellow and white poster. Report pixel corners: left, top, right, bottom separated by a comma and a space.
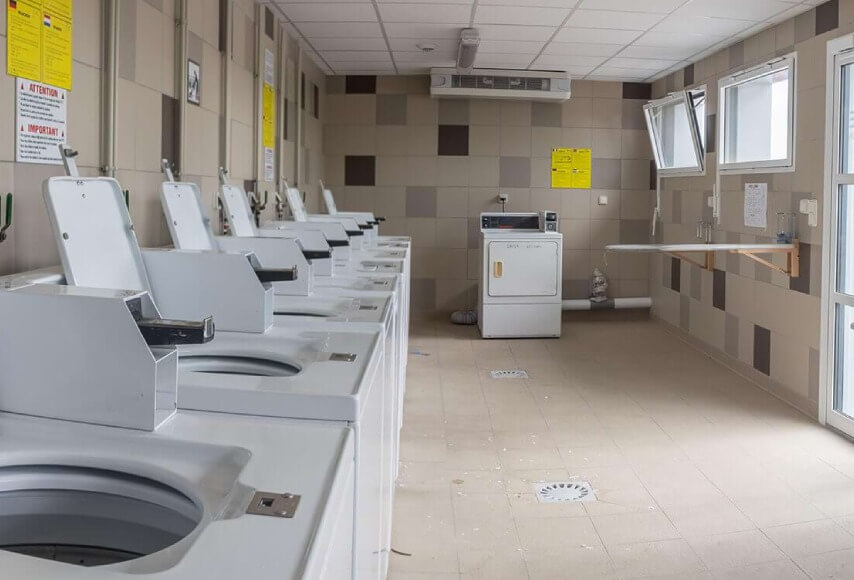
262, 48, 275, 182
551, 147, 592, 189
7, 0, 73, 90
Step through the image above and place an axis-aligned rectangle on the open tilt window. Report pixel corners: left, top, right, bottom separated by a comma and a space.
718, 54, 796, 173
644, 88, 706, 177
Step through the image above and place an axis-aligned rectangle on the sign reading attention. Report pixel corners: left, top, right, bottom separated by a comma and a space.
16, 78, 67, 164
262, 48, 276, 182
7, 0, 73, 90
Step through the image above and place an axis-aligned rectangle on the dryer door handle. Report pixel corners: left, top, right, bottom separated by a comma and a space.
493, 260, 503, 278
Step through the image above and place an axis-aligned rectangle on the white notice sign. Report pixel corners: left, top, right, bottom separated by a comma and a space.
744, 182, 767, 229
16, 79, 66, 165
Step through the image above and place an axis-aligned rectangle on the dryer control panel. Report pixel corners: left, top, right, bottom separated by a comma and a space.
480, 211, 559, 232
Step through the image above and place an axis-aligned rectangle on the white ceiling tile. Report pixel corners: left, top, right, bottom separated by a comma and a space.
475, 52, 539, 66
474, 5, 572, 26
543, 42, 624, 57
278, 2, 377, 22
480, 0, 580, 6
565, 9, 665, 31
554, 27, 641, 43
673, 0, 800, 21
393, 50, 457, 62
564, 66, 597, 75
607, 56, 681, 68
479, 39, 544, 53
388, 37, 458, 51
383, 22, 464, 39
618, 44, 697, 60
533, 54, 609, 67
378, 0, 470, 3
296, 22, 383, 37
310, 37, 390, 51
651, 15, 756, 36
331, 62, 396, 70
321, 51, 391, 62
633, 31, 727, 49
577, 0, 685, 13
477, 24, 557, 41
378, 3, 472, 24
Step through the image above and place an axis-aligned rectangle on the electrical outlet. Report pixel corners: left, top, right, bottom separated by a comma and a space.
597, 195, 608, 205
799, 198, 818, 227
497, 193, 509, 203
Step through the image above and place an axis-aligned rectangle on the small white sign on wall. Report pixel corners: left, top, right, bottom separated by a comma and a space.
16, 79, 67, 165
744, 182, 768, 229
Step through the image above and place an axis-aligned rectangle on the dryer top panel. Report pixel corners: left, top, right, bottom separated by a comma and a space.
480, 211, 558, 232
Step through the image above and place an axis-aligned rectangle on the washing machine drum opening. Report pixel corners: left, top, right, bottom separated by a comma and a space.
0, 466, 202, 567
179, 354, 301, 376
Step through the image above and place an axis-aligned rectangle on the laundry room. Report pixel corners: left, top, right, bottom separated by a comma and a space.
0, 0, 853, 579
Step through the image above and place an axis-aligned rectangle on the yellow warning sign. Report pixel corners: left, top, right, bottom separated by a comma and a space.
551, 147, 592, 189
262, 83, 276, 149
7, 0, 73, 90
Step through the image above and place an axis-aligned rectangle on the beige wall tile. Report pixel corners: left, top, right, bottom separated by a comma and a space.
469, 157, 500, 187
470, 100, 500, 125
437, 187, 468, 218
436, 157, 470, 187
500, 125, 532, 156
437, 218, 468, 249
470, 125, 500, 156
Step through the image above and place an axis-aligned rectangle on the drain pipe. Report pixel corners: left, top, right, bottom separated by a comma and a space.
221, 0, 233, 178
176, 0, 188, 178
295, 45, 303, 188
562, 297, 652, 311
101, 0, 118, 177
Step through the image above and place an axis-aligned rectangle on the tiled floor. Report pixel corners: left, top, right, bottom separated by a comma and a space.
389, 317, 854, 580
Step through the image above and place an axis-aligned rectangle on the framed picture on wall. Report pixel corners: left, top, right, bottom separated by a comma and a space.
187, 60, 201, 105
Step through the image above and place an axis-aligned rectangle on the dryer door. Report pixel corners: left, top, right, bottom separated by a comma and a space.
488, 240, 559, 297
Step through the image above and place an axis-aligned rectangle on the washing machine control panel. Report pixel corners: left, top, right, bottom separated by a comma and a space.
480, 211, 559, 232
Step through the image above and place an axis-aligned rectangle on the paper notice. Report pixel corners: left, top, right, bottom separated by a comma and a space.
744, 183, 768, 229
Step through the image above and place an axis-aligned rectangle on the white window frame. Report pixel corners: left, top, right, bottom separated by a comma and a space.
718, 53, 797, 174
643, 89, 706, 178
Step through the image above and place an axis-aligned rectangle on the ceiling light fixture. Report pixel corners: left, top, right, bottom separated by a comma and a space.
457, 28, 479, 74
416, 42, 438, 53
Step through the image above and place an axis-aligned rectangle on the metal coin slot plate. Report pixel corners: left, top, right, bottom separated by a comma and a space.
329, 352, 357, 362
358, 305, 378, 311
246, 491, 301, 518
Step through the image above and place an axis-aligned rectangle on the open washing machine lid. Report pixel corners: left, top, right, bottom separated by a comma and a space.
0, 410, 353, 579
161, 181, 218, 251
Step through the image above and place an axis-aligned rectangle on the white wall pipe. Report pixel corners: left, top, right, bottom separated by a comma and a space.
562, 297, 652, 311
176, 0, 188, 178
101, 0, 118, 177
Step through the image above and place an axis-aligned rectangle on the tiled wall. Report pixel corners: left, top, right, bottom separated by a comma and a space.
650, 0, 846, 418
323, 76, 655, 314
0, 0, 325, 274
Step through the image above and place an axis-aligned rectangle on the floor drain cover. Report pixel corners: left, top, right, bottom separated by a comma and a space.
490, 370, 528, 379
534, 481, 596, 503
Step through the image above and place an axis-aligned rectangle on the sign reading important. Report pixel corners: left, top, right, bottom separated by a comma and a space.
262, 49, 275, 182
8, 0, 73, 90
16, 78, 66, 164
551, 148, 592, 189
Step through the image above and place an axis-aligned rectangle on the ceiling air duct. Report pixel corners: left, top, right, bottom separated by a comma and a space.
457, 28, 480, 74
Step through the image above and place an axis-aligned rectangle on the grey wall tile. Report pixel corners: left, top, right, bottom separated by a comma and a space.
680, 294, 690, 331
619, 219, 649, 244
162, 94, 180, 170
438, 125, 469, 156
705, 114, 716, 154
753, 325, 771, 375
713, 269, 726, 310
144, 0, 163, 10
188, 32, 203, 65
500, 157, 531, 187
672, 190, 682, 225
725, 313, 739, 358
809, 347, 820, 401
662, 254, 671, 289
622, 100, 646, 130
346, 76, 377, 94
690, 265, 702, 301
671, 257, 681, 293
377, 95, 407, 125
622, 83, 651, 99
327, 76, 345, 95
468, 217, 480, 249
438, 100, 470, 125
411, 278, 436, 312
810, 243, 822, 298
728, 41, 744, 68
726, 231, 741, 274
683, 64, 694, 87
795, 8, 817, 42
531, 102, 562, 127
563, 279, 590, 299
816, 0, 839, 35
789, 241, 811, 295
406, 186, 437, 217
119, 0, 137, 81
592, 159, 621, 189
345, 156, 375, 186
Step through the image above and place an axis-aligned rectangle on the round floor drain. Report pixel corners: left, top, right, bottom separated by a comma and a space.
534, 481, 596, 503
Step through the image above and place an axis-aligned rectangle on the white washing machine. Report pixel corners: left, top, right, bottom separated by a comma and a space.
478, 212, 563, 339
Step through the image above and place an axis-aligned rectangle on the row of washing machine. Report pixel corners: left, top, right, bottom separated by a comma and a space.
0, 147, 410, 580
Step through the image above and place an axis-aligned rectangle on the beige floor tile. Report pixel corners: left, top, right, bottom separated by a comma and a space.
523, 545, 617, 579
583, 487, 661, 517
388, 572, 461, 580
516, 516, 602, 551
508, 492, 588, 519
592, 511, 681, 546
663, 498, 755, 536
686, 530, 786, 570
499, 447, 565, 470
445, 447, 502, 471
607, 539, 706, 579
795, 547, 854, 579
762, 519, 854, 557
445, 468, 507, 494
711, 560, 810, 579
729, 493, 825, 528
458, 547, 529, 579
503, 468, 573, 494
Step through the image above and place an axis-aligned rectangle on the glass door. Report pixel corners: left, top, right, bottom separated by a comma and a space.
825, 46, 854, 434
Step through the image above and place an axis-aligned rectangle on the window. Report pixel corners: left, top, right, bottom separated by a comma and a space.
719, 54, 796, 173
644, 88, 706, 177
